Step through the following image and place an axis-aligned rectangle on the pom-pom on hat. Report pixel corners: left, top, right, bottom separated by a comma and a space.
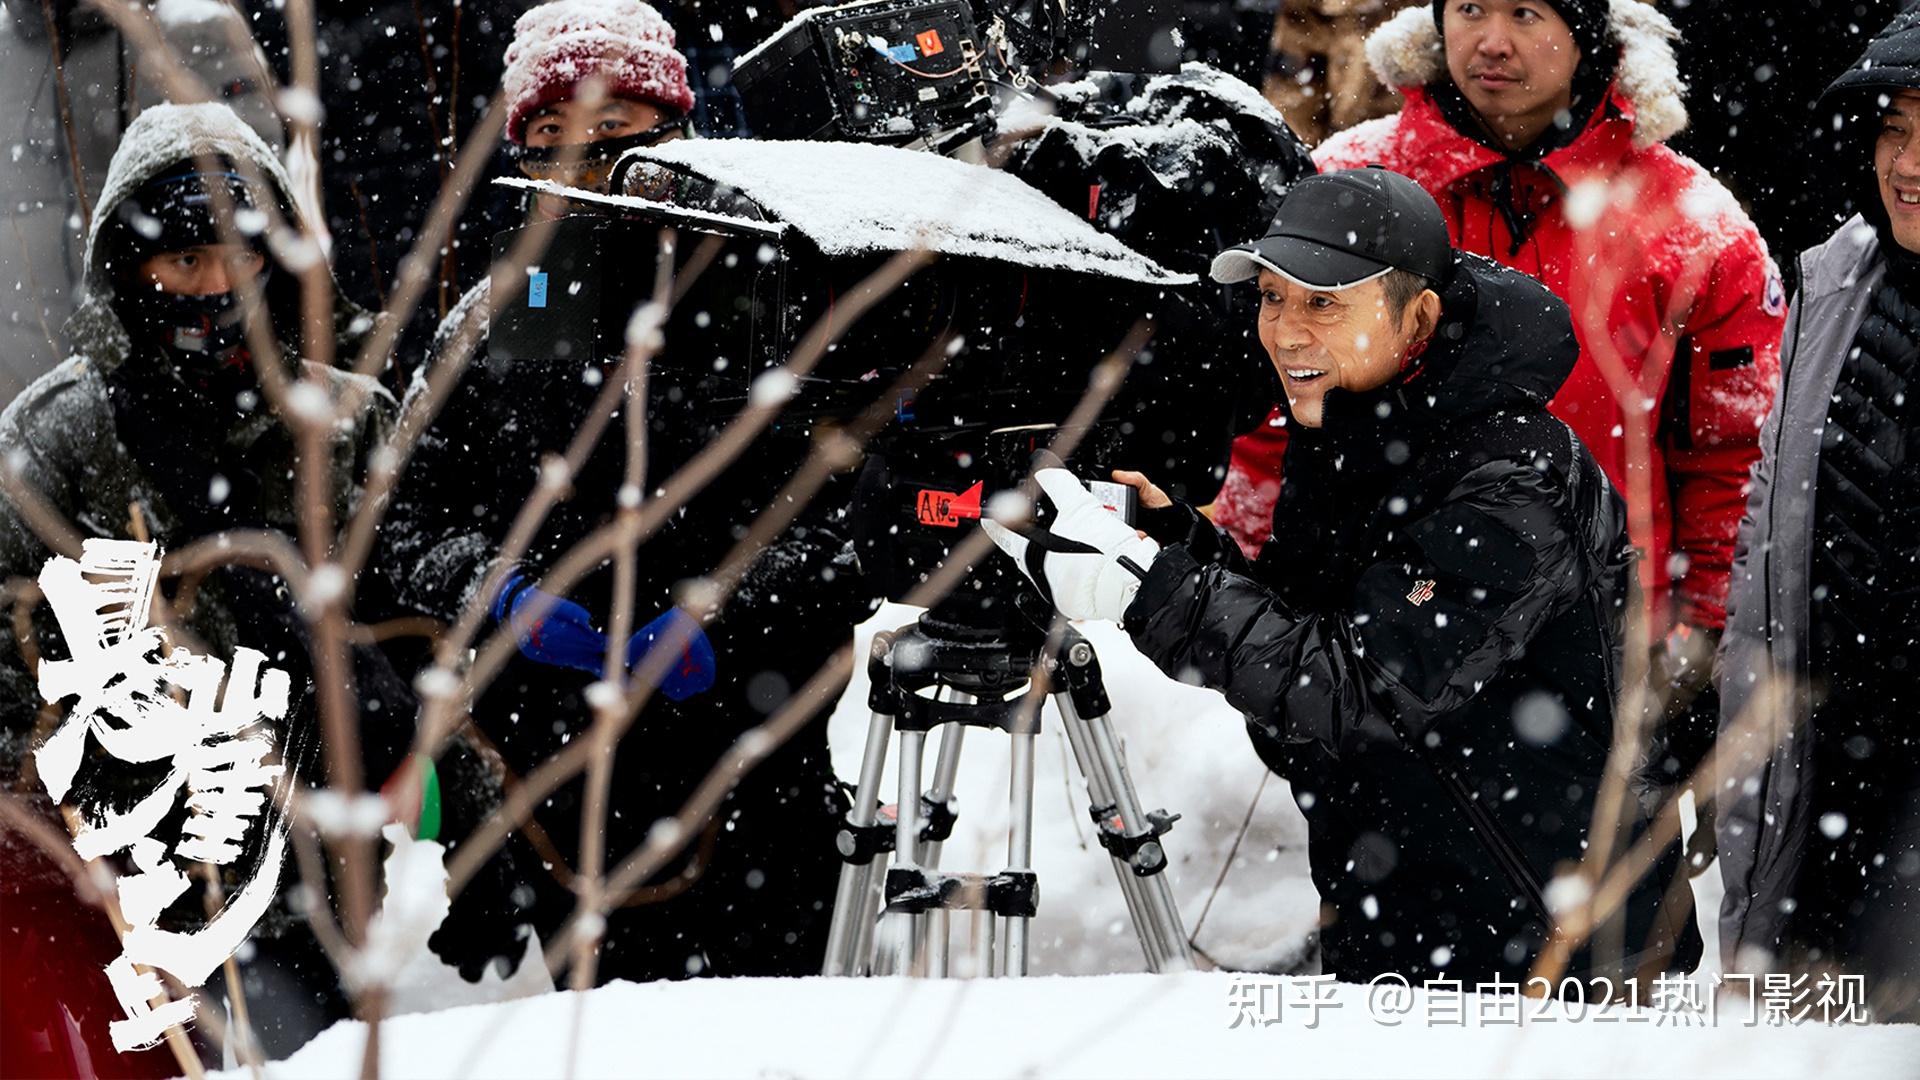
503, 0, 695, 144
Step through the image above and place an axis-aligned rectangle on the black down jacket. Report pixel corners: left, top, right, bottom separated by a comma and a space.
379, 275, 873, 984
1125, 252, 1703, 986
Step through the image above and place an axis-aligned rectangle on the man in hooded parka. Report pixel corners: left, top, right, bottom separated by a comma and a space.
0, 102, 509, 1061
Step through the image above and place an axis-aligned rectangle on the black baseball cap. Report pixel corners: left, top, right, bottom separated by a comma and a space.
1211, 167, 1453, 290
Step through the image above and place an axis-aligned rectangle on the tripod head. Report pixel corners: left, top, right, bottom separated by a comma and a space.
900, 565, 1054, 698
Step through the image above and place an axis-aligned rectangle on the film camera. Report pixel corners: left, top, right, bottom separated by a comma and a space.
486, 0, 1290, 639
489, 134, 1200, 643
484, 16, 1241, 972
732, 0, 1184, 145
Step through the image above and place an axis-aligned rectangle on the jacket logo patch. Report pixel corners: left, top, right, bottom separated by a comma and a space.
1763, 268, 1787, 317
1407, 579, 1437, 606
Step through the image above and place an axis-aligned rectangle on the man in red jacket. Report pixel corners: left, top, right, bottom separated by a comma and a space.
1218, 0, 1784, 790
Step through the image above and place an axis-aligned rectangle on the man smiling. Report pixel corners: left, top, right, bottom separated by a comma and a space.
1217, 0, 1784, 818
988, 168, 1700, 986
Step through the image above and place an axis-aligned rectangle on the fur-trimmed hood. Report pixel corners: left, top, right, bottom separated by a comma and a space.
1365, 0, 1687, 149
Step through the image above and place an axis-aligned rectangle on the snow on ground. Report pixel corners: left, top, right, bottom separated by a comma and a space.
238, 971, 1920, 1080
335, 606, 1761, 1077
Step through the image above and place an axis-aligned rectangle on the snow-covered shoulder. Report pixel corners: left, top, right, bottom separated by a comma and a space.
1643, 148, 1775, 267
1312, 112, 1403, 171
0, 357, 115, 477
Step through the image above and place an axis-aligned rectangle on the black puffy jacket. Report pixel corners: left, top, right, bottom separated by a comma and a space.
379, 272, 874, 983
1125, 252, 1702, 985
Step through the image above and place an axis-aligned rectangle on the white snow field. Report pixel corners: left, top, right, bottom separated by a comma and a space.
225, 608, 1916, 1078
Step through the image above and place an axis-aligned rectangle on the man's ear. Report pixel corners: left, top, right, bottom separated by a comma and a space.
1409, 288, 1443, 343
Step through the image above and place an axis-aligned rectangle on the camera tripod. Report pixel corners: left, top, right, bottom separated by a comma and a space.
822, 590, 1193, 977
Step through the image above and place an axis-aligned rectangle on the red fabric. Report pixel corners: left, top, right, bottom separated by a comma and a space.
2, 826, 179, 1078
1217, 410, 1289, 556
1220, 82, 1784, 630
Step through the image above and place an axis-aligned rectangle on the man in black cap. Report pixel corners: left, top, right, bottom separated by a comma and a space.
1225, 5, 1788, 858
987, 167, 1701, 987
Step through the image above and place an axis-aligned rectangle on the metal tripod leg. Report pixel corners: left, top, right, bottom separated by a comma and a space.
916, 699, 968, 971
1003, 722, 1036, 976
1052, 683, 1194, 973
972, 908, 995, 978
1096, 709, 1193, 971
918, 706, 969, 867
1053, 691, 1163, 967
824, 706, 896, 975
892, 727, 928, 975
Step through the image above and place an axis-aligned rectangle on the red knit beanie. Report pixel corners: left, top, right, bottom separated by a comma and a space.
503, 0, 695, 144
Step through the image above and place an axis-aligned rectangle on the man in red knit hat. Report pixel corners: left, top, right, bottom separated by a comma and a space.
502, 0, 696, 198
376, 0, 873, 986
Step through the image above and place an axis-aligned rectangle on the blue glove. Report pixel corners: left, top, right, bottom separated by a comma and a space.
493, 573, 609, 675
626, 608, 717, 701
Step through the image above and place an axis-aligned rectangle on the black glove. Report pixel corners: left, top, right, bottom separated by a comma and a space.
426, 737, 540, 983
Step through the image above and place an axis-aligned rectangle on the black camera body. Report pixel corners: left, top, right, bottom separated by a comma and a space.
733, 0, 1183, 145
489, 166, 1167, 610
732, 0, 992, 144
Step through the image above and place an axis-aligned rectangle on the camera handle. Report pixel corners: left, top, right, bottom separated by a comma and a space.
822, 620, 1193, 977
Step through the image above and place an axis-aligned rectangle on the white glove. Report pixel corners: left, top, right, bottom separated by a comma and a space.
982, 468, 1160, 622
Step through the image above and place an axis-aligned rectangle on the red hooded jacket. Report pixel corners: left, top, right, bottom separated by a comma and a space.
1218, 3, 1783, 630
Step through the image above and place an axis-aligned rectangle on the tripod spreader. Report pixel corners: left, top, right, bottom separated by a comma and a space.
886, 867, 1039, 918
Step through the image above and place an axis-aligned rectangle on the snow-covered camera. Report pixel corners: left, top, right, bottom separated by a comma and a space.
486, 135, 1192, 609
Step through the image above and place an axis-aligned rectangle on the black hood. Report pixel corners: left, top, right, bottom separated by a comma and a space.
1816, 4, 1920, 247
1305, 251, 1579, 463
1410, 252, 1579, 418
1262, 250, 1584, 627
